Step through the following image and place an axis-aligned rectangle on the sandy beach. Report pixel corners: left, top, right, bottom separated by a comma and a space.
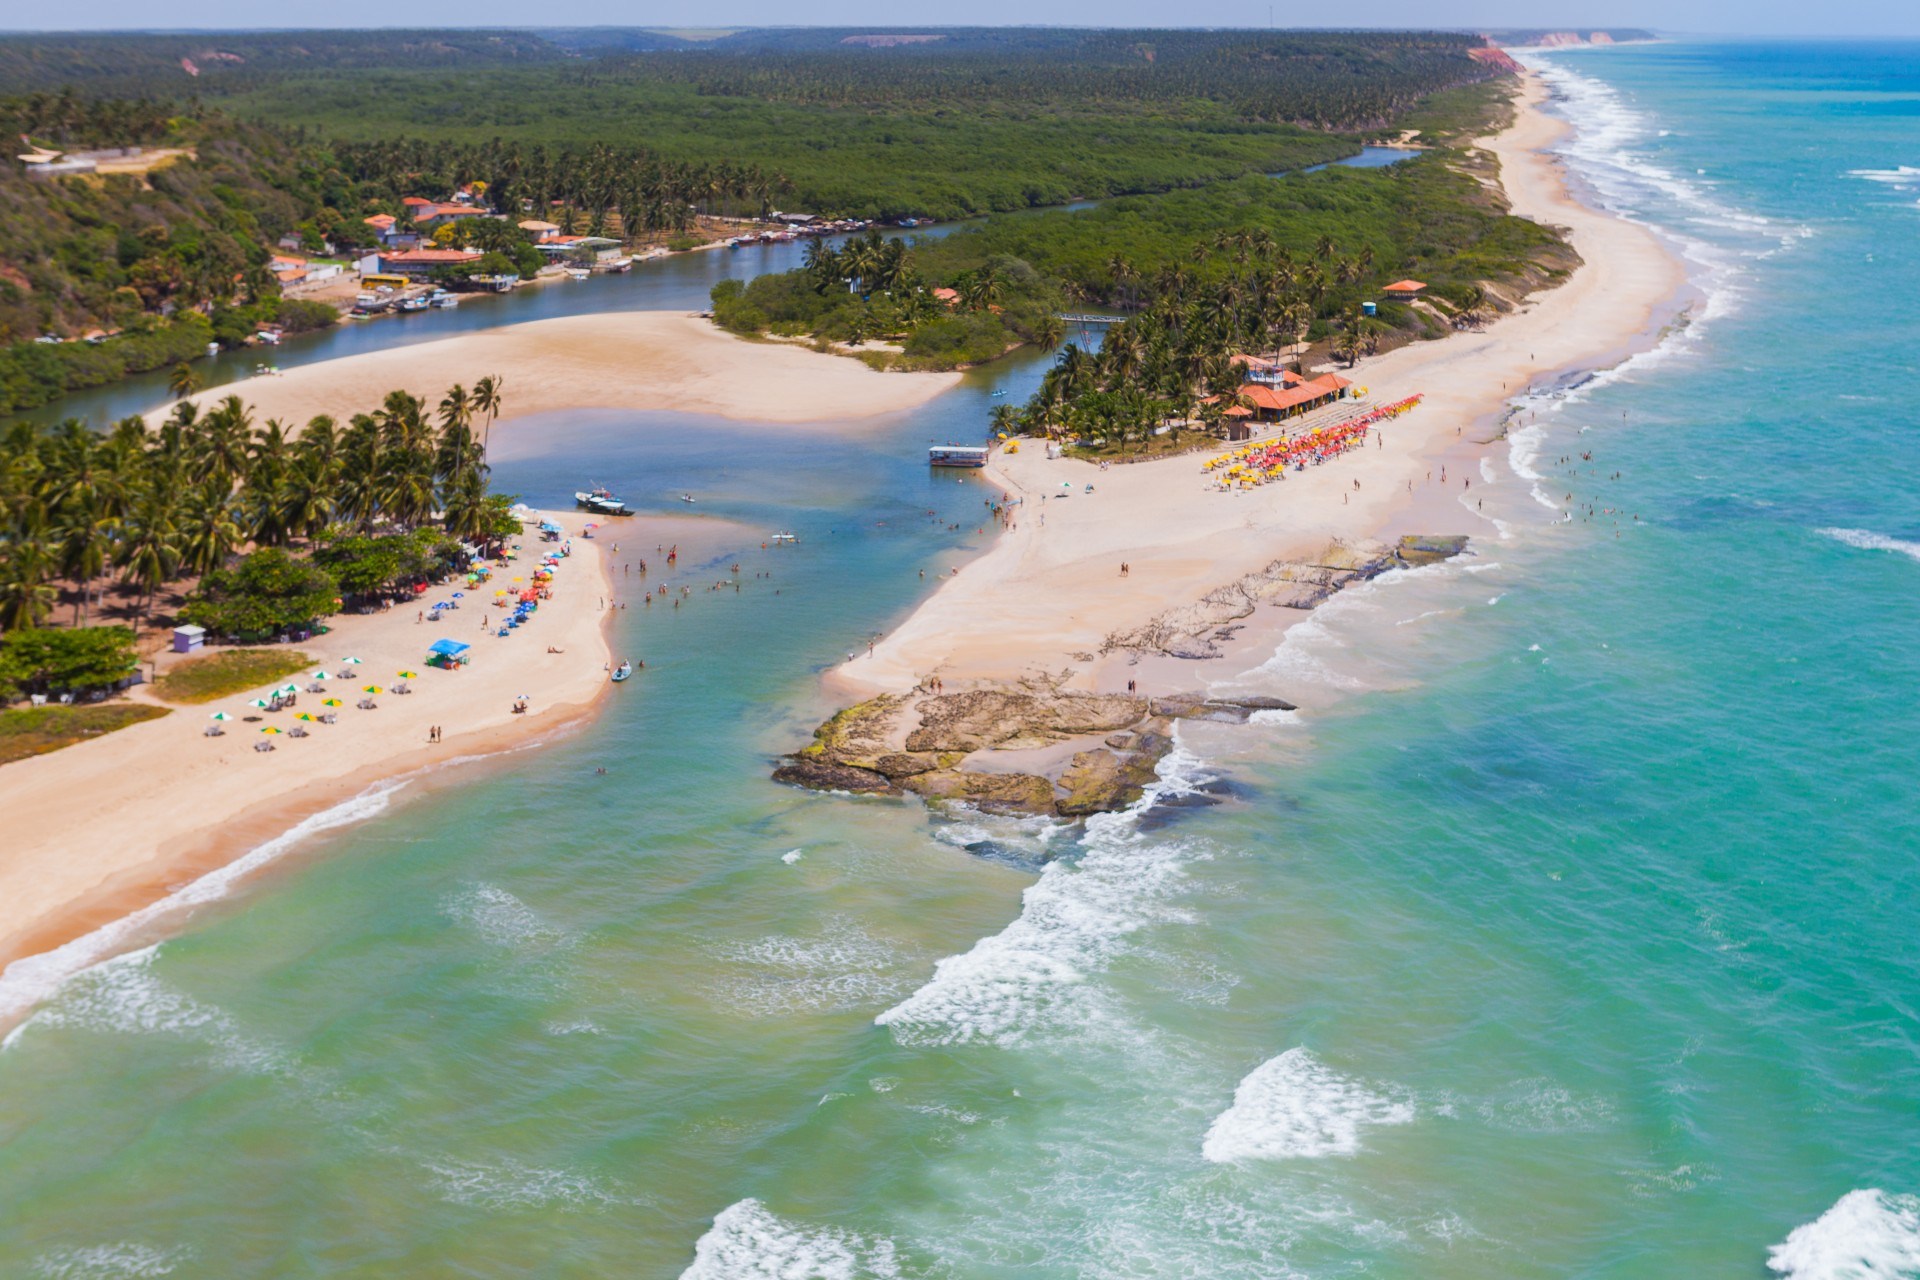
155, 311, 961, 431
831, 72, 1687, 700
0, 511, 614, 1007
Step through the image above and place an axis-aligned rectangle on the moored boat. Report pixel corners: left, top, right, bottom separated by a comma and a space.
929, 444, 990, 468
573, 486, 632, 516
611, 661, 633, 683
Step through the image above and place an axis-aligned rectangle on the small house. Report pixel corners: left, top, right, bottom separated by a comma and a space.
172, 624, 207, 654
1383, 279, 1426, 300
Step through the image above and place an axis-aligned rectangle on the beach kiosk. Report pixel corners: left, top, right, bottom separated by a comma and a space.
427, 638, 472, 670
171, 624, 207, 654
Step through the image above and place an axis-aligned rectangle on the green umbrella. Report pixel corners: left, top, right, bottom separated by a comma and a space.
248, 698, 270, 708
260, 726, 283, 735
209, 711, 233, 721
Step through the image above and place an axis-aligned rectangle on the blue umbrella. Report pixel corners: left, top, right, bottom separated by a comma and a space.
452, 591, 465, 598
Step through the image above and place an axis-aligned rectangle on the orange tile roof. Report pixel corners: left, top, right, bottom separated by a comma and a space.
1383, 279, 1426, 293
381, 249, 484, 264
364, 214, 396, 229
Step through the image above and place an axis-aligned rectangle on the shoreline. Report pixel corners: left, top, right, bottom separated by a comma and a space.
826, 70, 1689, 705
152, 310, 961, 433
0, 510, 617, 1015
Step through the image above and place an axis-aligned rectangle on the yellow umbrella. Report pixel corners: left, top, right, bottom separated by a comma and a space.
260, 726, 283, 735
397, 670, 418, 679
295, 713, 316, 722
322, 698, 343, 707
362, 685, 384, 694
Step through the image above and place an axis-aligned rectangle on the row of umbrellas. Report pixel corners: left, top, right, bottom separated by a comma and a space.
215, 660, 420, 722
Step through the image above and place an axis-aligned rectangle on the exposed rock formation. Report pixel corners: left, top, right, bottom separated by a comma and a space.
1101, 536, 1468, 661
776, 535, 1471, 818
772, 680, 1293, 818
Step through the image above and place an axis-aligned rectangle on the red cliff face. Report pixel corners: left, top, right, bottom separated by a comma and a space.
1470, 46, 1524, 74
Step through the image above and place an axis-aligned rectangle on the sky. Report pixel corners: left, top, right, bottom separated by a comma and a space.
1, 1, 1915, 36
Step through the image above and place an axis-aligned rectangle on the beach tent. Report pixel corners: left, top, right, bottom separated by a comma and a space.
428, 638, 473, 669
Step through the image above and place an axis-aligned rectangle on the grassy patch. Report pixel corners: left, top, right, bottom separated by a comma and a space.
0, 703, 171, 766
155, 648, 313, 704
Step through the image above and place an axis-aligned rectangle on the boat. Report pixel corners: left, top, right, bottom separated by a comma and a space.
566, 267, 591, 280
680, 493, 696, 504
428, 292, 460, 309
573, 486, 632, 516
990, 389, 1007, 398
928, 444, 990, 468
611, 661, 633, 683
770, 532, 798, 543
398, 295, 429, 312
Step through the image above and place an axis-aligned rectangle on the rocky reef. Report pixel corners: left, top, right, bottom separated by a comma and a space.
772, 683, 1293, 818
773, 535, 1470, 819
1099, 536, 1468, 662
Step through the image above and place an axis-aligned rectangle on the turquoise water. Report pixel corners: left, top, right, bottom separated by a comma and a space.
6, 40, 1920, 1278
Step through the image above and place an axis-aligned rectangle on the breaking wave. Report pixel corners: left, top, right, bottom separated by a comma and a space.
1818, 527, 1920, 565
875, 744, 1213, 1047
681, 1199, 902, 1280
1767, 1189, 1920, 1279
0, 781, 405, 1028
1202, 1048, 1414, 1163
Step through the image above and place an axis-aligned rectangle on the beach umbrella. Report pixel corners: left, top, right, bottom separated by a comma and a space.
322, 698, 343, 707
260, 726, 282, 735
278, 684, 300, 695
295, 713, 316, 722
397, 670, 418, 679
341, 656, 363, 665
311, 670, 329, 680
209, 711, 233, 721
362, 685, 383, 694
452, 592, 465, 598
249, 698, 270, 708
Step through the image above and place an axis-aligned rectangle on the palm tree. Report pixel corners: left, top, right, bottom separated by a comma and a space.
116, 488, 181, 622
167, 362, 202, 401
1034, 313, 1065, 351
178, 483, 243, 579
0, 542, 58, 630
472, 375, 504, 455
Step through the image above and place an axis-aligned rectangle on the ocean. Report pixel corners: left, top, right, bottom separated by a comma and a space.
4, 39, 1920, 1278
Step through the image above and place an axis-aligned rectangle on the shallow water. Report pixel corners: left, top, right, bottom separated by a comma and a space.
5, 39, 1920, 1279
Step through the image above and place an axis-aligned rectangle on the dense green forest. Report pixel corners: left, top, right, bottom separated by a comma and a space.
717, 154, 1572, 368
0, 26, 1519, 413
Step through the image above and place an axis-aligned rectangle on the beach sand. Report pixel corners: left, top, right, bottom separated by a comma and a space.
155, 311, 961, 431
0, 512, 614, 1004
830, 73, 1686, 700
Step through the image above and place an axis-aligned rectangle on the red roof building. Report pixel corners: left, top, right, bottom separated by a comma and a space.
1382, 279, 1426, 296
377, 249, 484, 276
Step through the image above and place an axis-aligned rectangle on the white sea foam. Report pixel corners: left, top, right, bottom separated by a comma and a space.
680, 1198, 901, 1280
0, 781, 404, 1029
5, 946, 286, 1074
1767, 1189, 1920, 1278
1202, 1048, 1414, 1163
782, 849, 805, 864
1818, 527, 1920, 564
425, 1156, 627, 1211
31, 1244, 190, 1279
1849, 165, 1920, 190
714, 916, 912, 1017
876, 744, 1212, 1047
446, 883, 569, 952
